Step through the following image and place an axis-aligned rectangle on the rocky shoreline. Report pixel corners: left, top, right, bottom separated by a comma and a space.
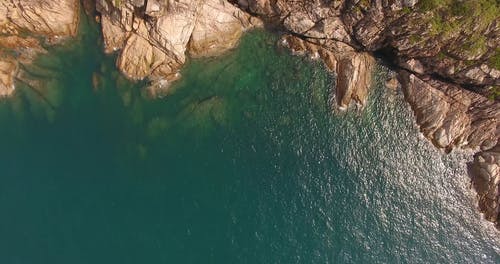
0, 0, 499, 229
0, 0, 80, 96
95, 0, 262, 96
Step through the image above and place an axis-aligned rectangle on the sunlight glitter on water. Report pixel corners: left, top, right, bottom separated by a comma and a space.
0, 18, 498, 263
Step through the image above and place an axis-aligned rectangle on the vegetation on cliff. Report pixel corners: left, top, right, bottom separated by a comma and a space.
418, 0, 499, 70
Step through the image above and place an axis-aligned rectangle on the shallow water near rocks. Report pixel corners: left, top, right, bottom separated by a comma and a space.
0, 16, 499, 263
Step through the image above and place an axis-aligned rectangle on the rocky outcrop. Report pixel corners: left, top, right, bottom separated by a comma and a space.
399, 71, 499, 227
230, 0, 500, 228
336, 53, 375, 109
0, 0, 79, 36
0, 60, 17, 97
400, 72, 499, 152
0, 0, 497, 230
188, 0, 258, 57
281, 35, 374, 109
0, 35, 47, 97
96, 0, 260, 95
94, 1, 500, 226
470, 144, 500, 228
0, 0, 79, 97
231, 0, 499, 94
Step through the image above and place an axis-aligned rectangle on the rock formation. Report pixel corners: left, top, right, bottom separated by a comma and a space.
281, 35, 375, 109
0, 0, 498, 230
231, 0, 499, 96
229, 0, 499, 228
94, 0, 499, 226
470, 144, 500, 228
232, 0, 499, 90
400, 72, 499, 152
0, 59, 17, 97
0, 0, 80, 97
96, 0, 261, 96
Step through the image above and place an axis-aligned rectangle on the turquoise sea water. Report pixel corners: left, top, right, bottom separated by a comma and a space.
0, 15, 499, 263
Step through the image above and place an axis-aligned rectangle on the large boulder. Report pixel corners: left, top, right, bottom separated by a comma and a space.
97, 0, 260, 91
280, 35, 374, 109
0, 0, 79, 98
0, 0, 79, 36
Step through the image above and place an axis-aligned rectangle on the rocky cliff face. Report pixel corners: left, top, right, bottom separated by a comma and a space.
230, 0, 499, 228
232, 0, 499, 93
95, 0, 260, 96
0, 0, 498, 229
93, 0, 499, 227
0, 0, 80, 97
399, 71, 499, 226
400, 72, 499, 152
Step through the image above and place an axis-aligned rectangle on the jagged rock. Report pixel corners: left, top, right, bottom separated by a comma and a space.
401, 59, 425, 75
400, 72, 499, 151
0, 0, 79, 98
188, 0, 258, 58
145, 0, 162, 17
470, 144, 500, 228
97, 0, 259, 91
400, 71, 499, 227
148, 0, 200, 63
117, 32, 172, 80
336, 53, 375, 109
0, 0, 79, 36
231, 0, 500, 91
101, 15, 128, 53
0, 59, 17, 97
280, 35, 374, 109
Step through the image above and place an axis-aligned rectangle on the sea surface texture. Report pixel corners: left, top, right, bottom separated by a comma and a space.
0, 17, 499, 264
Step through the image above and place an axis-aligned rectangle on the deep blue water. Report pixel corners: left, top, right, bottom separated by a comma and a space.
0, 16, 499, 263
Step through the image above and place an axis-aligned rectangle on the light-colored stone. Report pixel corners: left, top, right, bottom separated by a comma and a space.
101, 15, 128, 53
145, 0, 162, 17
279, 35, 374, 109
336, 53, 375, 109
0, 59, 17, 97
0, 0, 79, 36
400, 72, 499, 151
98, 0, 260, 93
0, 0, 80, 97
188, 0, 254, 57
117, 32, 175, 80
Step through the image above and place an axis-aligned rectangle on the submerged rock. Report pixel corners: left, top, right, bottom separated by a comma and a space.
0, 60, 17, 97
